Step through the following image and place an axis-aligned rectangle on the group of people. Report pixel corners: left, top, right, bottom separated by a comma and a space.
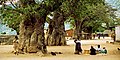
74, 38, 107, 55
90, 45, 107, 55
13, 36, 107, 55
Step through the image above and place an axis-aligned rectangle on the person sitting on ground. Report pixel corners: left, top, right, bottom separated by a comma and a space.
90, 46, 96, 55
96, 45, 102, 53
101, 47, 107, 54
118, 48, 120, 50
13, 36, 19, 55
74, 37, 82, 55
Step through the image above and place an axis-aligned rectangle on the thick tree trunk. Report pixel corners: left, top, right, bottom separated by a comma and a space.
45, 20, 54, 45
46, 12, 66, 46
33, 15, 47, 54
18, 0, 65, 54
74, 17, 90, 40
19, 18, 34, 53
74, 20, 82, 40
87, 27, 93, 40
19, 15, 47, 54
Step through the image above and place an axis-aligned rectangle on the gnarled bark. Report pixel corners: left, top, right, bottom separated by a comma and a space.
19, 15, 47, 54
18, 0, 65, 54
19, 17, 34, 53
46, 12, 66, 46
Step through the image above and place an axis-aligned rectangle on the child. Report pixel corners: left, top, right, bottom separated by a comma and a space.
96, 45, 102, 53
101, 47, 107, 54
13, 36, 19, 55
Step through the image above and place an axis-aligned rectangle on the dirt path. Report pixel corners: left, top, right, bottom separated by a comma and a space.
0, 40, 120, 60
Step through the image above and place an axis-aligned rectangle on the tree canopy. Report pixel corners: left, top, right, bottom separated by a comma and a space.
0, 0, 119, 33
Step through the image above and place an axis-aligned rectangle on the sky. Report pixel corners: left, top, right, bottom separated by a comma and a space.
44, 23, 71, 30
106, 0, 120, 9
0, 23, 71, 35
0, 24, 17, 35
106, 0, 120, 17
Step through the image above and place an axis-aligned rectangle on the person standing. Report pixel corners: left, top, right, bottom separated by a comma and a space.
74, 37, 82, 55
13, 36, 19, 55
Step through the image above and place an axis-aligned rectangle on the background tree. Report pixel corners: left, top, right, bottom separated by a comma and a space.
62, 0, 106, 39
106, 0, 120, 27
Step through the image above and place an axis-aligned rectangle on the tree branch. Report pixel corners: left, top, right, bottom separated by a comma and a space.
10, 1, 17, 8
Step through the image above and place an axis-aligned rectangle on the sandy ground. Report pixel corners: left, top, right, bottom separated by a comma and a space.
0, 39, 120, 60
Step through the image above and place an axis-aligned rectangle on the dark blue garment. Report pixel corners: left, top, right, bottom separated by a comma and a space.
75, 42, 82, 52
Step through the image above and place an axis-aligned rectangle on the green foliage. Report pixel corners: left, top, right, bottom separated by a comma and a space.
62, 0, 107, 33
82, 3, 118, 32
62, 0, 118, 33
1, 0, 118, 34
1, 5, 21, 33
1, 0, 65, 34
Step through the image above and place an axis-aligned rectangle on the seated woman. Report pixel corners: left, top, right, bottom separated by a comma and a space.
90, 46, 96, 55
